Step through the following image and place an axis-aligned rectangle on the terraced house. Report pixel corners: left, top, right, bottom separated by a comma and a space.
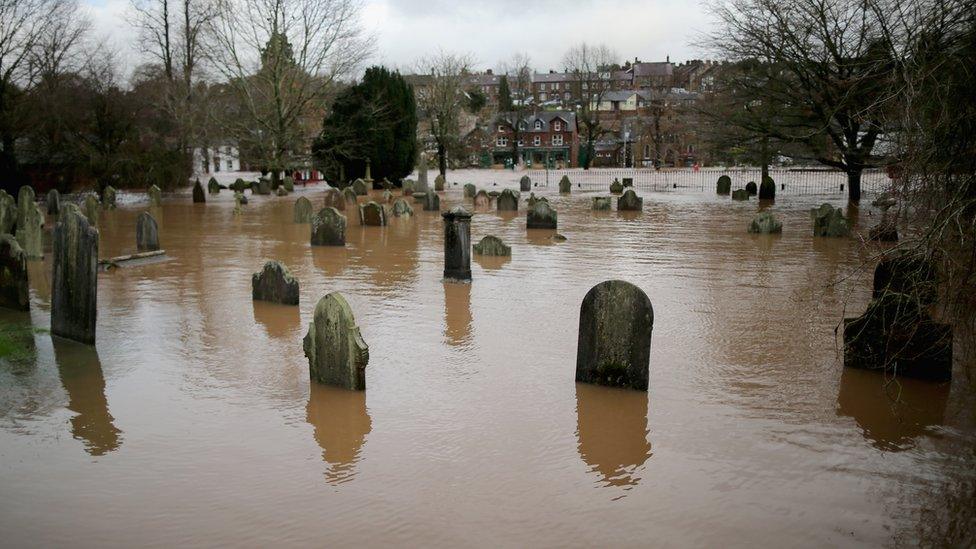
474, 111, 579, 168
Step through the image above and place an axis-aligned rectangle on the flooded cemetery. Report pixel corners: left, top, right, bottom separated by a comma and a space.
1, 170, 973, 546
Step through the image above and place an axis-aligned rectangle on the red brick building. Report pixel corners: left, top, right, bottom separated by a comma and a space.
482, 110, 579, 167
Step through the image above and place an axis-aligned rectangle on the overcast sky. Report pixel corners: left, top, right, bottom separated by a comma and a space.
84, 0, 713, 77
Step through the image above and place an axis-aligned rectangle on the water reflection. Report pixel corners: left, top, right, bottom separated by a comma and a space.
836, 367, 949, 452
306, 383, 371, 485
443, 281, 472, 347
252, 301, 301, 338
473, 254, 511, 271
52, 337, 122, 456
575, 383, 651, 489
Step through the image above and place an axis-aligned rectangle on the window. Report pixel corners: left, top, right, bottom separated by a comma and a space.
226, 159, 233, 171
533, 136, 541, 146
541, 83, 547, 91
564, 92, 570, 101
554, 121, 562, 131
517, 138, 524, 147
534, 120, 543, 130
498, 125, 505, 133
552, 135, 564, 146
214, 156, 221, 172
643, 144, 650, 159
496, 137, 508, 147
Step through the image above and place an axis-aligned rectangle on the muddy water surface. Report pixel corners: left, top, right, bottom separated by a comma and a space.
1, 177, 973, 547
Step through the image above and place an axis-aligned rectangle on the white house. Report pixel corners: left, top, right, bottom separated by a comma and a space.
193, 142, 240, 175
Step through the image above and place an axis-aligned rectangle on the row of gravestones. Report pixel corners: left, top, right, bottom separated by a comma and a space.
716, 175, 777, 200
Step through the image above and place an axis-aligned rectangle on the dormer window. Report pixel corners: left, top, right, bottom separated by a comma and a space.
534, 120, 543, 130
498, 125, 505, 133
554, 121, 562, 131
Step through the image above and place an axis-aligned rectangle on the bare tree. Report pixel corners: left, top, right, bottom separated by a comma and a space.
205, 0, 368, 182
414, 51, 472, 178
495, 53, 532, 168
706, 0, 894, 201
562, 42, 617, 170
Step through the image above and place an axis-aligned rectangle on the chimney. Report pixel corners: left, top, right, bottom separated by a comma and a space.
486, 69, 493, 75
666, 55, 670, 63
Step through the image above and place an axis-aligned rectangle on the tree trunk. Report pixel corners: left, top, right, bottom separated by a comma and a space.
437, 142, 447, 177
847, 169, 862, 202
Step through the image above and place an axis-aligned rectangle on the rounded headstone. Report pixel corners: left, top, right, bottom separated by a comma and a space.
47, 189, 61, 216
527, 200, 557, 230
473, 235, 511, 256
252, 260, 299, 305
136, 211, 160, 251
311, 207, 347, 246
745, 181, 758, 196
575, 280, 653, 391
716, 175, 732, 195
473, 190, 490, 209
303, 292, 369, 390
520, 175, 531, 192
359, 201, 387, 226
497, 189, 519, 212
294, 196, 314, 223
559, 175, 572, 194
617, 189, 643, 211
392, 198, 413, 217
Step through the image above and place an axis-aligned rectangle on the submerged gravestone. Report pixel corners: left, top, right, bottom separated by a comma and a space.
617, 189, 643, 211
474, 190, 490, 209
520, 175, 531, 192
392, 198, 413, 217
731, 189, 749, 201
748, 211, 782, 234
473, 235, 511, 256
811, 203, 850, 237
252, 260, 299, 305
527, 200, 557, 229
15, 203, 44, 259
352, 178, 368, 196
417, 151, 429, 189
442, 207, 472, 281
716, 175, 731, 195
283, 176, 295, 193
464, 183, 476, 198
253, 178, 271, 195
382, 189, 393, 203
759, 177, 775, 200
0, 234, 30, 311
311, 207, 346, 246
497, 189, 519, 212
294, 196, 314, 223
424, 191, 440, 212
208, 177, 220, 194
234, 192, 245, 215
82, 194, 100, 226
0, 191, 16, 234
435, 174, 445, 191
324, 189, 344, 211
304, 292, 369, 390
592, 197, 612, 210
192, 179, 206, 203
745, 181, 758, 196
559, 175, 572, 194
102, 185, 117, 209
342, 187, 358, 209
136, 211, 159, 251
16, 186, 35, 229
359, 201, 387, 226
844, 255, 950, 381
47, 189, 61, 215
576, 280, 653, 391
276, 186, 288, 197
610, 179, 623, 194
51, 205, 98, 344
148, 185, 162, 207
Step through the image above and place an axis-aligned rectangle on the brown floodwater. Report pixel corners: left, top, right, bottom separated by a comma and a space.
1, 176, 974, 547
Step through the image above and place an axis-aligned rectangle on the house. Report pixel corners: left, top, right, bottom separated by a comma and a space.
628, 59, 674, 89
464, 70, 502, 106
193, 142, 240, 175
488, 110, 579, 167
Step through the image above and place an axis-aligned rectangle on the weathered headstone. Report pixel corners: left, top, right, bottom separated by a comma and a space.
758, 176, 775, 200
748, 211, 782, 234
417, 151, 429, 189
811, 203, 849, 237
324, 189, 345, 211
442, 207, 472, 281
16, 186, 35, 229
610, 179, 624, 194
617, 189, 643, 211
276, 186, 288, 197
102, 185, 117, 209
252, 260, 299, 305
434, 174, 445, 191
283, 176, 295, 193
520, 175, 531, 192
294, 196, 314, 223
253, 178, 271, 195
716, 175, 732, 195
359, 201, 387, 226
82, 194, 100, 226
559, 175, 572, 194
15, 203, 43, 259
352, 178, 368, 196
136, 211, 160, 251
463, 183, 476, 198
745, 181, 758, 196
342, 187, 359, 210
148, 185, 162, 207
473, 235, 511, 256
0, 234, 29, 311
382, 189, 393, 203
0, 191, 16, 234
234, 192, 245, 215
497, 189, 519, 211
303, 292, 369, 390
192, 179, 206, 203
527, 193, 547, 209
575, 280, 653, 391
424, 191, 441, 212
47, 189, 61, 216
51, 204, 98, 344
392, 198, 413, 217
731, 189, 750, 201
311, 207, 346, 246
527, 200, 557, 229
208, 177, 220, 194
592, 196, 612, 210
474, 190, 490, 209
